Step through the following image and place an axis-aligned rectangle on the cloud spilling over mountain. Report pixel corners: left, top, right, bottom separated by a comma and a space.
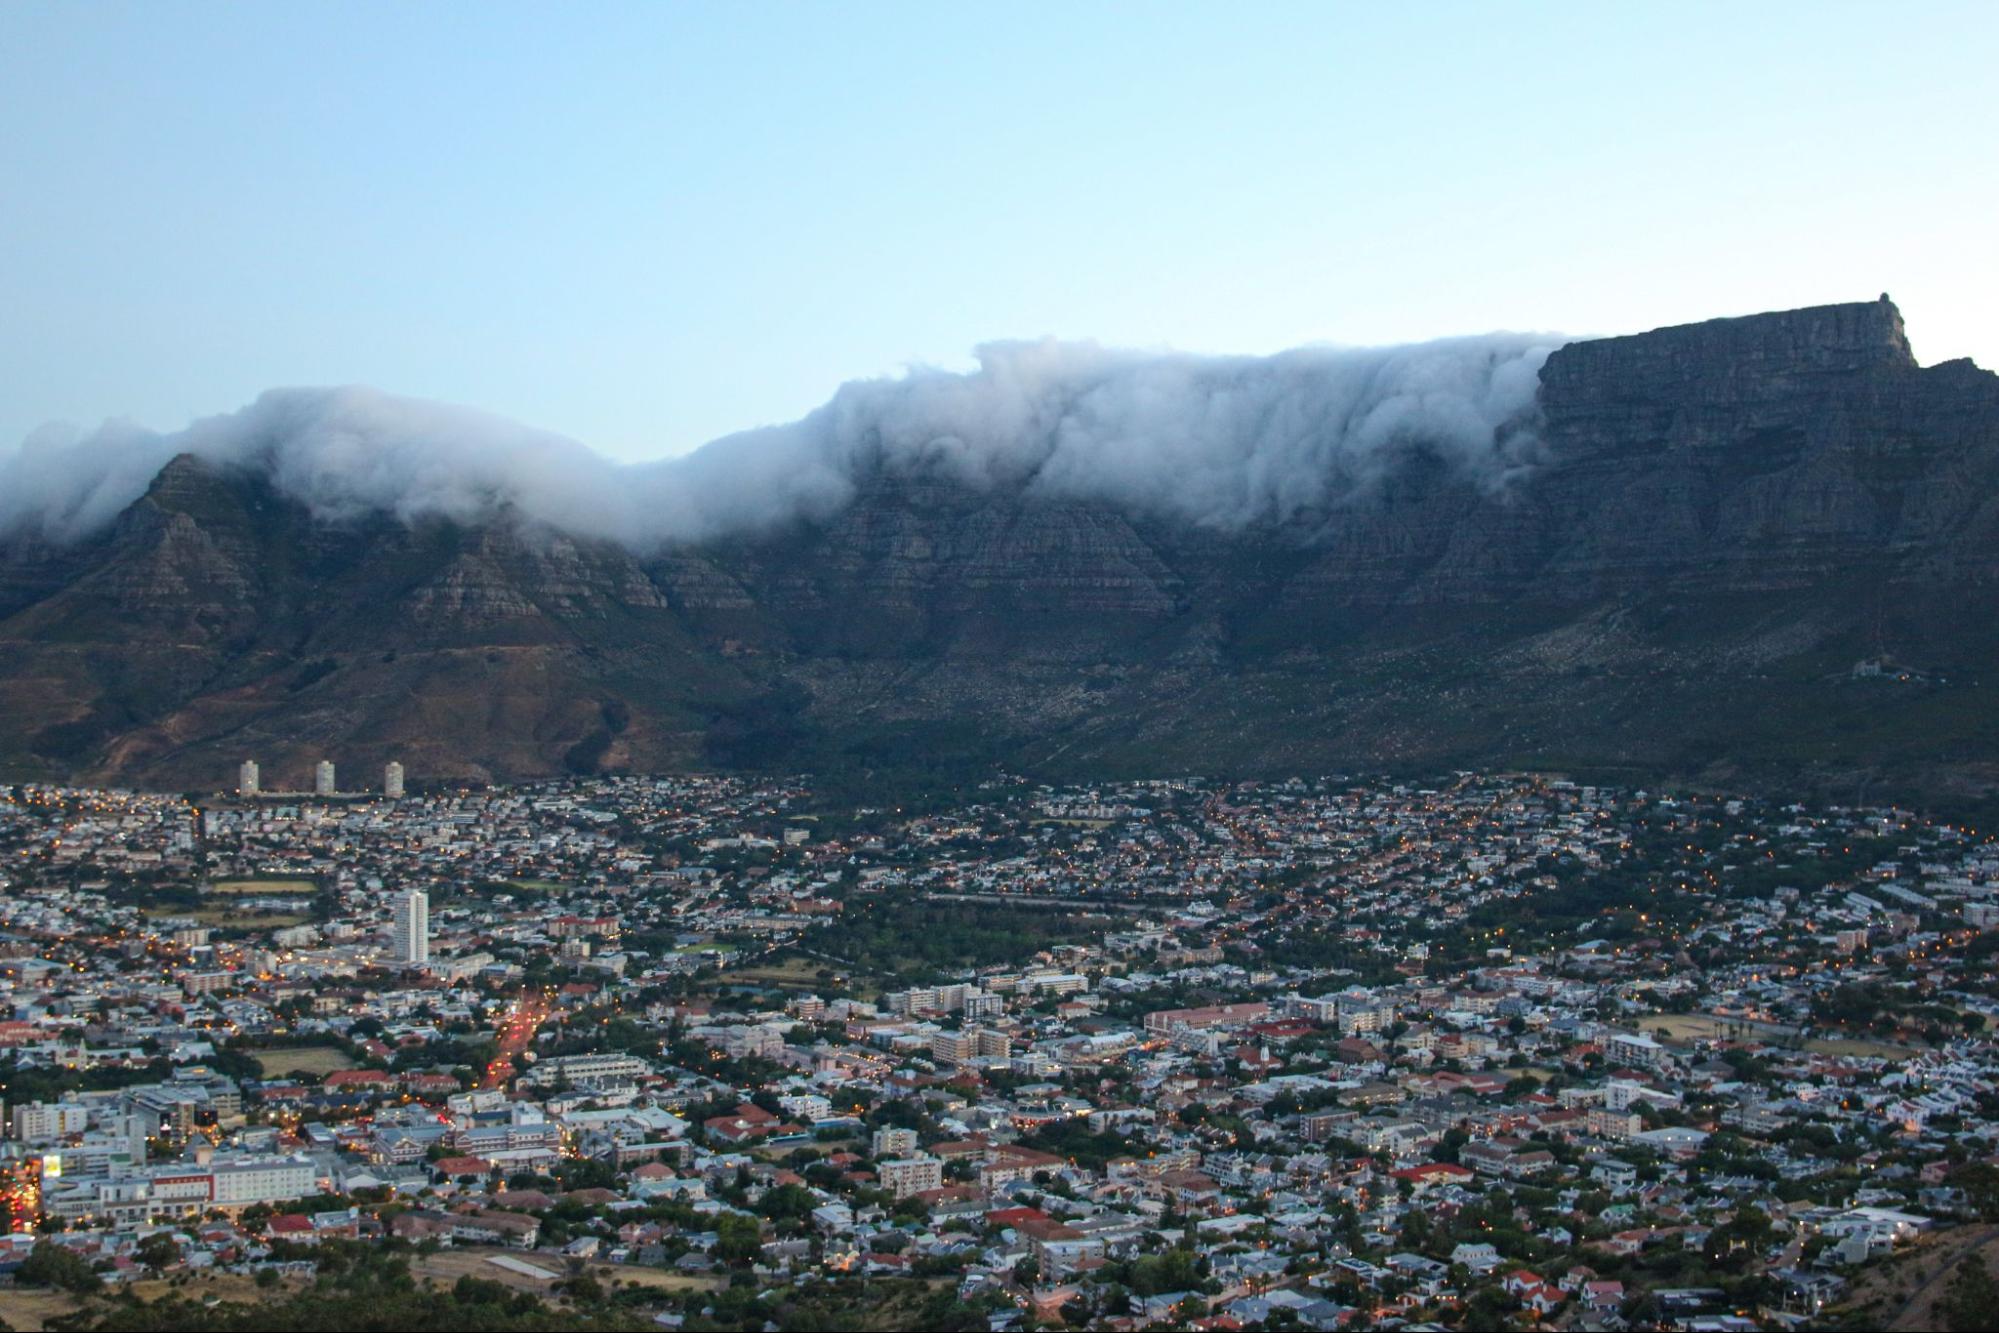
0, 333, 1560, 548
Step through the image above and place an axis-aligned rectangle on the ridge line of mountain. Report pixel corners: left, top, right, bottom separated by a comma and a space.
2, 297, 1995, 818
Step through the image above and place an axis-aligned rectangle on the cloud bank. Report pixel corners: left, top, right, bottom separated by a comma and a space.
0, 333, 1562, 549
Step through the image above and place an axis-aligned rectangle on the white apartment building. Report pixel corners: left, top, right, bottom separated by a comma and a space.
877, 1155, 944, 1199
211, 1155, 319, 1207
871, 1126, 919, 1158
393, 889, 429, 965
10, 1102, 90, 1142
50, 1155, 316, 1224
520, 1052, 652, 1088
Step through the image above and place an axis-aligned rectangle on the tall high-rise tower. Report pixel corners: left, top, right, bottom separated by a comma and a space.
315, 760, 336, 796
384, 761, 404, 800
393, 889, 429, 966
238, 760, 259, 796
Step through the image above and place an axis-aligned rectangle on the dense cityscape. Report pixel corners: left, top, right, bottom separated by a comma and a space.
6, 4, 1995, 1331
1, 769, 1996, 1330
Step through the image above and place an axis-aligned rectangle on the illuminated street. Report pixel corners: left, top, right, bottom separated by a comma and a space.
482, 990, 553, 1091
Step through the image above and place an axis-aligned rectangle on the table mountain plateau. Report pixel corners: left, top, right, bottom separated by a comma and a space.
4, 296, 1997, 809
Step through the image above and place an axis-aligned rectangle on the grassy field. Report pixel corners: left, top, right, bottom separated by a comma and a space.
0, 1288, 83, 1333
587, 1263, 722, 1293
1646, 1012, 1915, 1060
148, 906, 315, 928
205, 878, 318, 895
0, 1255, 699, 1331
252, 1045, 357, 1077
1806, 1035, 1921, 1059
721, 956, 840, 989
754, 1132, 856, 1163
1647, 1013, 1795, 1044
126, 1274, 282, 1305
413, 1246, 720, 1295
0, 1273, 293, 1332
413, 1248, 559, 1289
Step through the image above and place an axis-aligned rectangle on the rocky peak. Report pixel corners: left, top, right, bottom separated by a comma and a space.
4, 297, 1999, 800
1531, 297, 1932, 471
1539, 296, 1915, 411
116, 451, 276, 547
140, 451, 227, 508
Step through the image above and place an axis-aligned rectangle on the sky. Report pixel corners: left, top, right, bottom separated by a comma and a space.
2, 1, 1994, 462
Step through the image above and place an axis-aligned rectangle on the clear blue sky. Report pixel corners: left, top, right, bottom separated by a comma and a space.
3, 1, 1993, 461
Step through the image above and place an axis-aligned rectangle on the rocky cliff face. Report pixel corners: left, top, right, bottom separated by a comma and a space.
1531, 297, 1999, 592
4, 298, 1997, 807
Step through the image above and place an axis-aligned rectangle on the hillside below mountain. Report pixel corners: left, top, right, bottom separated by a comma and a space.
4, 296, 1997, 811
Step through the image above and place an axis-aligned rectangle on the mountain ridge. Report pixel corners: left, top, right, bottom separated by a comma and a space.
4, 297, 1998, 811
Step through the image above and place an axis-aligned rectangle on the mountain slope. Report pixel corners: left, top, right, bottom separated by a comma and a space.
4, 297, 1997, 807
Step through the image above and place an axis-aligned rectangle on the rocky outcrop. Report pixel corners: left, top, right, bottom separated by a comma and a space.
3, 298, 1998, 808
1532, 298, 1999, 593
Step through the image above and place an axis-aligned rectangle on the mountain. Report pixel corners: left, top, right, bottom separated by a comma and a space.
5, 296, 1999, 810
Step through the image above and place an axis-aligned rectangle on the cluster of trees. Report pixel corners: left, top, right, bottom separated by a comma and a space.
1014, 1120, 1142, 1170
1124, 1247, 1205, 1296
677, 1271, 998, 1332
1812, 981, 1983, 1043
1941, 1255, 1999, 1333
541, 1013, 659, 1060
1253, 926, 1401, 980
31, 1241, 646, 1332
0, 1057, 178, 1109
804, 893, 1108, 980
1951, 1162, 1999, 1221
18, 1240, 103, 1294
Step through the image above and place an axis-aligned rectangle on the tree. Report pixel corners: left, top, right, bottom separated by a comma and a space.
137, 1232, 183, 1273
1940, 1255, 1999, 1333
452, 1275, 511, 1305
1130, 1248, 1202, 1296
1400, 1207, 1434, 1251
17, 1240, 101, 1294
1465, 1285, 1514, 1329
757, 1183, 817, 1223
1953, 1162, 1999, 1222
714, 1212, 763, 1265
1703, 1210, 1774, 1269
557, 1272, 604, 1304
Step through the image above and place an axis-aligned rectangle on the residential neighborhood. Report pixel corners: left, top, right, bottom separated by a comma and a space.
2, 770, 1997, 1330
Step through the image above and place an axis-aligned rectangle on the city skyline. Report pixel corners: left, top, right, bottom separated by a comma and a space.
235, 758, 409, 799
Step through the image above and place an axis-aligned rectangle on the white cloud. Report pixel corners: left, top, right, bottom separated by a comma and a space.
0, 332, 1561, 548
